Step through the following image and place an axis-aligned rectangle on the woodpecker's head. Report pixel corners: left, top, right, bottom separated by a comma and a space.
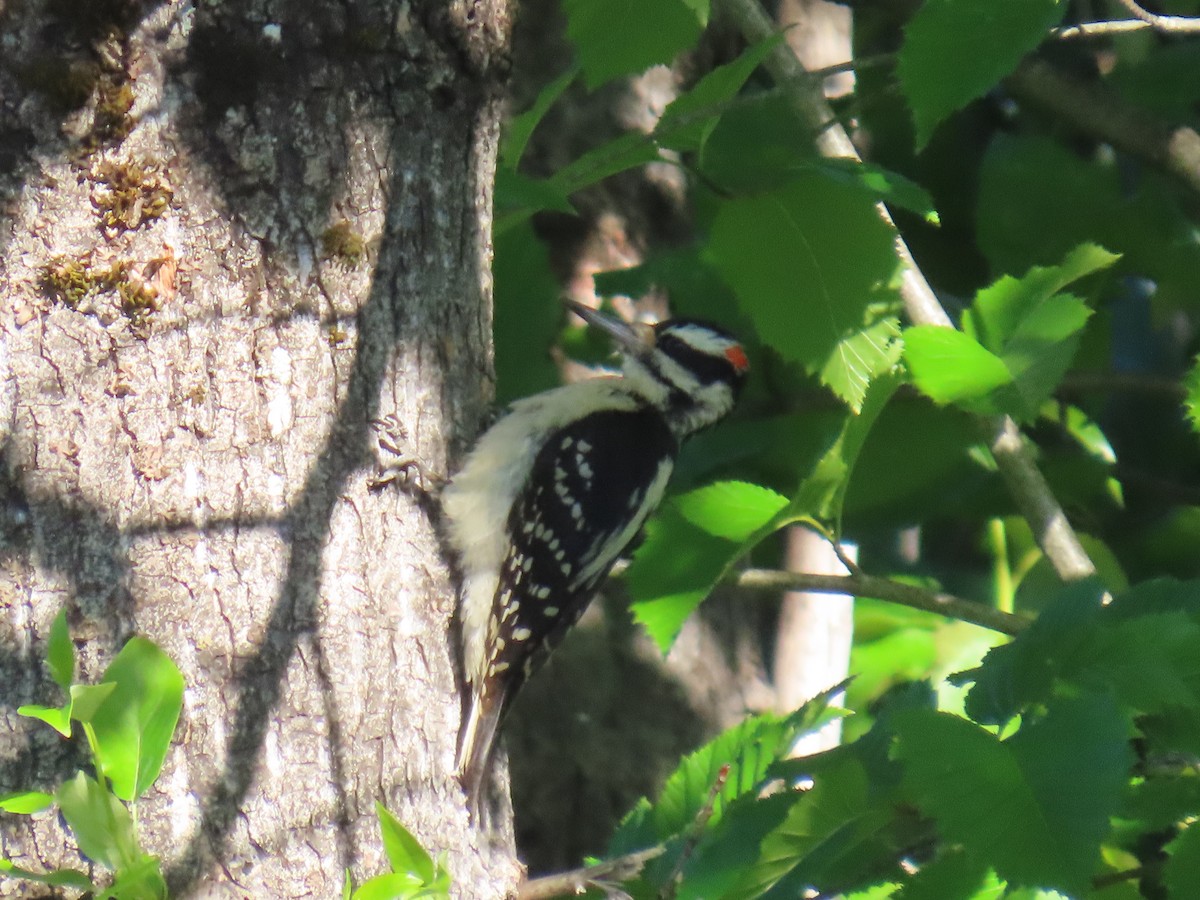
566, 300, 749, 437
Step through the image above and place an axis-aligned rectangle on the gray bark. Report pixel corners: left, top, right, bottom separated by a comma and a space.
0, 1, 518, 896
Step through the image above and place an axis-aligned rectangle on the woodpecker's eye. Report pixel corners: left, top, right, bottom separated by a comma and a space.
654, 322, 748, 386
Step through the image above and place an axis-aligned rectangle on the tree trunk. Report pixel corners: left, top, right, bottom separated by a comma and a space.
0, 1, 518, 896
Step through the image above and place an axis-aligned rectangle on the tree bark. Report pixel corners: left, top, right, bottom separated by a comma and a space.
0, 1, 518, 896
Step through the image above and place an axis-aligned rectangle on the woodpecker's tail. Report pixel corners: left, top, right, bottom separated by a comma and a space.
456, 690, 503, 813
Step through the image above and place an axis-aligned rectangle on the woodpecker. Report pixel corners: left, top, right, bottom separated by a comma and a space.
443, 300, 749, 807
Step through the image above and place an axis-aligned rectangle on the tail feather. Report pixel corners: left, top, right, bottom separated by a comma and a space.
456, 690, 503, 813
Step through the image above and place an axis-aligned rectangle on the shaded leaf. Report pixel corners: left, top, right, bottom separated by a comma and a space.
0, 859, 93, 891
0, 791, 54, 814
564, 0, 707, 89
898, 0, 1066, 147
56, 772, 139, 872
500, 66, 578, 169
46, 609, 74, 691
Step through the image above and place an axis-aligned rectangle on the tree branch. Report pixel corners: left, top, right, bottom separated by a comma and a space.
1006, 57, 1200, 201
516, 846, 665, 900
1115, 0, 1200, 33
734, 568, 1030, 635
608, 561, 1030, 636
715, 0, 1097, 583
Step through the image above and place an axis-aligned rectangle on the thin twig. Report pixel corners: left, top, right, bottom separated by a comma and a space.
516, 846, 665, 900
1116, 0, 1200, 32
659, 764, 730, 899
608, 561, 1030, 636
716, 0, 1097, 584
1054, 18, 1153, 38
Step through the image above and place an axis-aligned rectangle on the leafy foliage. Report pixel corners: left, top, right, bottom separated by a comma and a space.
4, 615, 181, 898
492, 0, 1200, 895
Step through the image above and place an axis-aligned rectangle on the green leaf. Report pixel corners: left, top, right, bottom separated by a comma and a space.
0, 791, 54, 814
700, 95, 937, 222
548, 131, 661, 197
673, 481, 788, 541
493, 223, 563, 403
903, 327, 1012, 407
965, 243, 1116, 350
609, 694, 842, 896
978, 134, 1200, 313
0, 859, 94, 891
500, 66, 579, 169
898, 0, 1066, 148
46, 609, 74, 690
352, 872, 425, 900
89, 637, 184, 802
56, 772, 140, 872
894, 696, 1132, 895
1184, 355, 1200, 435
628, 504, 736, 650
895, 848, 991, 900
706, 175, 904, 411
493, 169, 575, 221
69, 682, 118, 723
1166, 824, 1200, 899
655, 33, 785, 152
17, 702, 72, 737
376, 803, 436, 883
97, 855, 167, 900
564, 0, 708, 89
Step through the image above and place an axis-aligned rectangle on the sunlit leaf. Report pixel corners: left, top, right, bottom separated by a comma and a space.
89, 637, 184, 802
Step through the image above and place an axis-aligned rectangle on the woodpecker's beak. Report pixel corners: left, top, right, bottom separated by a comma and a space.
564, 299, 655, 358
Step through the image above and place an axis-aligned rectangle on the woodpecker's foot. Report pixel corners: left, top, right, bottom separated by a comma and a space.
369, 414, 445, 494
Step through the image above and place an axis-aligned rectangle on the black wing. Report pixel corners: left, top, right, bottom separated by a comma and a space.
482, 405, 677, 704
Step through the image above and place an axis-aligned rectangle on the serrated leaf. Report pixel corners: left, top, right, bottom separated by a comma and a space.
965, 244, 1117, 350
500, 66, 578, 169
904, 327, 1012, 407
673, 481, 787, 541
89, 637, 184, 802
0, 859, 94, 891
0, 791, 54, 814
564, 0, 707, 89
376, 803, 435, 883
46, 609, 74, 690
894, 697, 1131, 895
608, 692, 841, 892
978, 135, 1200, 313
56, 772, 139, 872
706, 175, 903, 411
899, 0, 1066, 148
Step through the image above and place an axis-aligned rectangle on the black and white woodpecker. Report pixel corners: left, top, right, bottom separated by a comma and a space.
443, 300, 750, 807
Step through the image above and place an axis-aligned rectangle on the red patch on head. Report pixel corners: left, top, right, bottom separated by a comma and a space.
725, 345, 750, 373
